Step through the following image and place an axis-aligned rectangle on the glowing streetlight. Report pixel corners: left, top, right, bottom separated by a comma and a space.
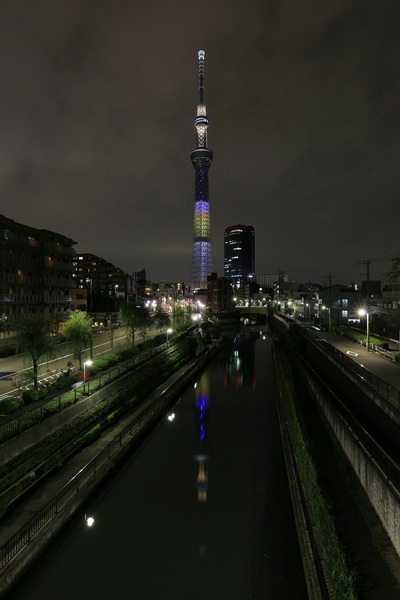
305, 303, 310, 320
83, 359, 93, 394
86, 277, 93, 316
321, 305, 331, 332
166, 328, 172, 342
85, 515, 95, 527
358, 309, 370, 352
114, 284, 119, 312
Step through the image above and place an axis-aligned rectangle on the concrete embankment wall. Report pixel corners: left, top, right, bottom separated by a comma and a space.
0, 342, 223, 597
1, 366, 143, 464
299, 362, 400, 557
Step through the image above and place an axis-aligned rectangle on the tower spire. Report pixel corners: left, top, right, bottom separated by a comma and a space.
191, 50, 213, 290
198, 49, 205, 105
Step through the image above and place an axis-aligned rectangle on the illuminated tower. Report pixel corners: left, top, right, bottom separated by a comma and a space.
191, 50, 213, 290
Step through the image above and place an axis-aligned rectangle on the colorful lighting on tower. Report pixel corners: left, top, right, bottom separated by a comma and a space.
191, 50, 213, 290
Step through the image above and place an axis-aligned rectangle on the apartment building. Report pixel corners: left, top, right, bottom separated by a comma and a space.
0, 214, 76, 323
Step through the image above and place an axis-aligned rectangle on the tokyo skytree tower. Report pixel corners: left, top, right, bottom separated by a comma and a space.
191, 50, 213, 290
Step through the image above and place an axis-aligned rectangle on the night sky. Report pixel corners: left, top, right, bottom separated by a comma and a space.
1, 1, 399, 286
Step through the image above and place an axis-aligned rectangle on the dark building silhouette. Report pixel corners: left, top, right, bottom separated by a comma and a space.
224, 224, 255, 288
191, 50, 213, 290
73, 253, 129, 314
0, 214, 76, 322
207, 272, 233, 312
131, 269, 147, 304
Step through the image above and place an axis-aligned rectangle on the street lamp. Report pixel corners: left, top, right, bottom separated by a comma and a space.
83, 359, 93, 394
321, 305, 331, 332
305, 303, 310, 321
114, 284, 119, 312
358, 309, 370, 351
166, 328, 172, 342
86, 278, 92, 316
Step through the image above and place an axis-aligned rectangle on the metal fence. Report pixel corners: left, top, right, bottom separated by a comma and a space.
318, 340, 400, 410
0, 340, 221, 573
0, 369, 169, 571
0, 341, 169, 443
301, 353, 400, 496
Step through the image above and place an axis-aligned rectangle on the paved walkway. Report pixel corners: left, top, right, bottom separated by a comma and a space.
1, 331, 400, 598
312, 328, 400, 391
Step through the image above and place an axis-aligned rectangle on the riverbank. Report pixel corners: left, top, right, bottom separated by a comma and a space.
0, 341, 223, 598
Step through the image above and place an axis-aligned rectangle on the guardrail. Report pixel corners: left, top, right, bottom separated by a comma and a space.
369, 343, 395, 361
300, 327, 400, 411
0, 341, 222, 574
300, 354, 400, 494
324, 342, 400, 409
0, 337, 185, 444
0, 402, 157, 571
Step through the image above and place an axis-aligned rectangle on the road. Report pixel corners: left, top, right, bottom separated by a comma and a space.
0, 327, 141, 400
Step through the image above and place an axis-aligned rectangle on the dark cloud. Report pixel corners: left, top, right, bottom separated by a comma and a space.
0, 0, 399, 285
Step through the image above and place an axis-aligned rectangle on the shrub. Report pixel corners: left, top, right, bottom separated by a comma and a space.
54, 375, 74, 390
0, 398, 23, 415
116, 348, 135, 361
22, 388, 48, 404
84, 424, 102, 445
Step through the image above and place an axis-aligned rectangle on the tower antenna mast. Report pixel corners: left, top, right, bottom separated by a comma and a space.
191, 50, 213, 290
198, 49, 205, 105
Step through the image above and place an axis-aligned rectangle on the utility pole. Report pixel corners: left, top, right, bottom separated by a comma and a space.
323, 272, 333, 325
358, 259, 372, 309
358, 259, 372, 351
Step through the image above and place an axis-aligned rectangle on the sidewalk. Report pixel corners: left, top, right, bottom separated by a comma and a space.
314, 329, 400, 391
0, 408, 137, 547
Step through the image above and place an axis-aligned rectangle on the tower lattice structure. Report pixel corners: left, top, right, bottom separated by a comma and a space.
191, 50, 213, 290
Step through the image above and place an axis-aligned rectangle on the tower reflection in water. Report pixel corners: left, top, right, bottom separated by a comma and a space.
193, 373, 210, 558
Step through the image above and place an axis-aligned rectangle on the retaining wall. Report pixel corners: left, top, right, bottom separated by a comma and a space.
300, 363, 400, 557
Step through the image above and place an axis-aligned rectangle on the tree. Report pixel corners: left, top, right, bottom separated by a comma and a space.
152, 308, 170, 334
119, 304, 149, 349
16, 314, 54, 389
172, 303, 184, 327
64, 311, 93, 370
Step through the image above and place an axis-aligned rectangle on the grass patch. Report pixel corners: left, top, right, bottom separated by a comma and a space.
0, 340, 197, 518
274, 344, 357, 599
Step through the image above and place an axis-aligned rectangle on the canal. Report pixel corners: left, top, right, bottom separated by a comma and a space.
7, 329, 308, 599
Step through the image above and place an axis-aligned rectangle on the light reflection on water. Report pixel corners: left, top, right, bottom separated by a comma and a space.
8, 328, 308, 600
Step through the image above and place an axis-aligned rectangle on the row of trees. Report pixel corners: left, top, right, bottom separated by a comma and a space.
16, 305, 172, 390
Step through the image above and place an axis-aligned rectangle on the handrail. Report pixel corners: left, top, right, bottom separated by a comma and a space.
0, 334, 191, 444
0, 341, 222, 574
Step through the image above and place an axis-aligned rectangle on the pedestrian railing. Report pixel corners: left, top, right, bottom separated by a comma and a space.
0, 341, 171, 444
0, 340, 222, 574
301, 326, 400, 412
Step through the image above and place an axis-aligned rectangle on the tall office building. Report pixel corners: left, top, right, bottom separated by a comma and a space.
224, 224, 255, 288
191, 50, 213, 290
